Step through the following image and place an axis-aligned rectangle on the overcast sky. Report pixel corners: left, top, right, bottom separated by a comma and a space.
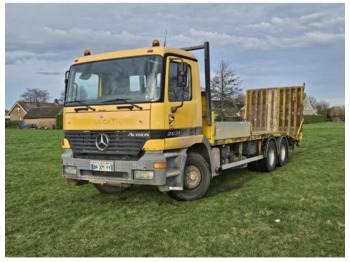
4, 2, 346, 110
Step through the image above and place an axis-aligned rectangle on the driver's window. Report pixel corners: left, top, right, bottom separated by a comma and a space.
168, 62, 191, 102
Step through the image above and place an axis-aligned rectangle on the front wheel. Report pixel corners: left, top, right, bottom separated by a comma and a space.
168, 152, 211, 201
94, 183, 132, 194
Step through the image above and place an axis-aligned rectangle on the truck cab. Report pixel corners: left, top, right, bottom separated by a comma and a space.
61, 41, 215, 200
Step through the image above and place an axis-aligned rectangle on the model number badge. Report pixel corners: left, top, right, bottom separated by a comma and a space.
167, 130, 181, 137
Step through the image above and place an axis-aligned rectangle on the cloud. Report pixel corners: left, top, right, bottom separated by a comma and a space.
188, 28, 344, 50
5, 51, 60, 65
237, 11, 345, 35
36, 72, 62, 75
302, 31, 344, 44
41, 26, 146, 46
244, 21, 276, 31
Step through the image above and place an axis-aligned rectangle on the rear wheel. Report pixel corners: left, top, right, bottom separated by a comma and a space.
94, 184, 132, 194
260, 140, 277, 172
168, 152, 211, 201
277, 138, 288, 167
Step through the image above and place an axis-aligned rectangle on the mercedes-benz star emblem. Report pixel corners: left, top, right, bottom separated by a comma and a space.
95, 133, 109, 151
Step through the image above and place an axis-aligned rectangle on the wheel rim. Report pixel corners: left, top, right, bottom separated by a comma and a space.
280, 145, 286, 161
268, 148, 275, 166
184, 165, 201, 190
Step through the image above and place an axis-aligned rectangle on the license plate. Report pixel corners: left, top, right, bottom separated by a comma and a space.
90, 161, 114, 172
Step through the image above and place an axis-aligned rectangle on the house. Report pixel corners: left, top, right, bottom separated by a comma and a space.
23, 106, 63, 129
5, 110, 10, 121
303, 95, 316, 115
236, 106, 245, 120
8, 101, 61, 121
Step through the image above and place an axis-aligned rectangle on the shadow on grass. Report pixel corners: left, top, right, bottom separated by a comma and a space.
75, 168, 262, 204
206, 168, 260, 198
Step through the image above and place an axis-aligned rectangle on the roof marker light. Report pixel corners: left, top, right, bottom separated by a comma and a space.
152, 39, 160, 47
84, 50, 91, 56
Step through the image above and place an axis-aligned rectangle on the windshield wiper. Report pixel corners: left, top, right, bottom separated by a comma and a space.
103, 98, 143, 110
66, 101, 96, 112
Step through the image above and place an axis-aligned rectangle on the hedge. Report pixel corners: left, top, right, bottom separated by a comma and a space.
56, 115, 63, 129
304, 114, 327, 124
5, 121, 21, 129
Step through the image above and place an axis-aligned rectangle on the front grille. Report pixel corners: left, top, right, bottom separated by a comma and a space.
65, 130, 149, 156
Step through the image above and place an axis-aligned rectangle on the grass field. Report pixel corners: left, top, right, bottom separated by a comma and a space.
5, 122, 345, 257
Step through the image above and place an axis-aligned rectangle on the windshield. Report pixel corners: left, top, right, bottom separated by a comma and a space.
65, 55, 162, 106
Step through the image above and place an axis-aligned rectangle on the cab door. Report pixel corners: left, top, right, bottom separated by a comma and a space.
164, 57, 199, 134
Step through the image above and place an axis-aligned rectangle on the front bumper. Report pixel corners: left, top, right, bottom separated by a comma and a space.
61, 149, 167, 187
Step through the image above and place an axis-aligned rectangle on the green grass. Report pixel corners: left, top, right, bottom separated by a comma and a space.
5, 122, 345, 257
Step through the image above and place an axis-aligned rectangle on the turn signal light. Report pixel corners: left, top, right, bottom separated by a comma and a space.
153, 163, 167, 169
152, 39, 160, 47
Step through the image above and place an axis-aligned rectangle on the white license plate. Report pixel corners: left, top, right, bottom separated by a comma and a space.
90, 161, 114, 172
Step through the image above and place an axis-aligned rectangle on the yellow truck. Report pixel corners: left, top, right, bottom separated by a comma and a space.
61, 40, 304, 201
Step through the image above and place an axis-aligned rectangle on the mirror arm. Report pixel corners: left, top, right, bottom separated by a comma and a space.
171, 100, 184, 113
171, 84, 185, 113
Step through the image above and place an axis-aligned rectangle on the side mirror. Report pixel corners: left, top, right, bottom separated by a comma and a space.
177, 62, 188, 88
64, 70, 70, 89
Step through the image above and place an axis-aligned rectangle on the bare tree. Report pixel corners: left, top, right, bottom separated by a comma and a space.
235, 93, 246, 105
328, 107, 335, 120
315, 100, 330, 115
340, 105, 345, 121
58, 90, 65, 103
211, 59, 243, 121
329, 105, 345, 121
20, 88, 51, 103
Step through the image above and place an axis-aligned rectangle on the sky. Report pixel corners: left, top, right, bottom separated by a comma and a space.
3, 2, 347, 110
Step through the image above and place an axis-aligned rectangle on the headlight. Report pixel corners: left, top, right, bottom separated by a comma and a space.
64, 166, 77, 175
134, 170, 154, 180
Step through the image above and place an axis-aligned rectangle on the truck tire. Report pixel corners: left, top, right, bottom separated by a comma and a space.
260, 140, 277, 172
168, 152, 211, 201
94, 184, 132, 194
277, 138, 288, 167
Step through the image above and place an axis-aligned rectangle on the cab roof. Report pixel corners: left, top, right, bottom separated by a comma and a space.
72, 46, 197, 65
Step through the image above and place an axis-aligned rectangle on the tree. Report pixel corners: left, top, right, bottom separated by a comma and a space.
328, 106, 345, 121
235, 93, 246, 105
58, 90, 65, 104
328, 107, 335, 120
20, 88, 51, 103
211, 59, 243, 121
314, 100, 330, 115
